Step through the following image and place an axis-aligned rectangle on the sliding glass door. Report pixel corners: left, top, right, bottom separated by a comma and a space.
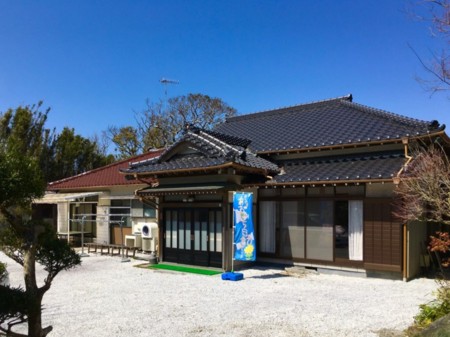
306, 200, 334, 261
259, 198, 363, 263
259, 201, 276, 254
164, 208, 223, 267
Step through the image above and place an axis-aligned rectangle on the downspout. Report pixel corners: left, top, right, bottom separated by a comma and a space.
396, 137, 412, 281
403, 223, 408, 281
395, 137, 413, 179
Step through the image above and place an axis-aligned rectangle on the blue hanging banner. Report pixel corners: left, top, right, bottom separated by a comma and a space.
233, 192, 256, 261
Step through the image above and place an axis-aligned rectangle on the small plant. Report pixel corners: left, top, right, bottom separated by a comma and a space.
429, 231, 450, 268
408, 279, 450, 334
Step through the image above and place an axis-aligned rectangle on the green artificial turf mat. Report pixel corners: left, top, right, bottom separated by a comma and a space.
148, 263, 222, 276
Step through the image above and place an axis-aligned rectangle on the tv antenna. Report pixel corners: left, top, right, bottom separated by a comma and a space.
160, 77, 179, 97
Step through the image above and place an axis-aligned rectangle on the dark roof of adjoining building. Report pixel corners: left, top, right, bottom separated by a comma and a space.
213, 94, 444, 153
123, 127, 280, 176
273, 151, 405, 184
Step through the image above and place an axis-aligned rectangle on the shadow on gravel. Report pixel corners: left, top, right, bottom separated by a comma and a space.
374, 328, 404, 337
246, 273, 290, 280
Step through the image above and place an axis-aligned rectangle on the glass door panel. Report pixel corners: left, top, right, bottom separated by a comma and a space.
165, 210, 171, 247
171, 211, 178, 248
201, 212, 208, 252
306, 200, 333, 261
281, 201, 305, 258
209, 211, 215, 252
348, 200, 363, 261
259, 201, 277, 253
179, 211, 185, 249
194, 211, 200, 251
334, 201, 349, 259
215, 211, 222, 253
185, 210, 191, 250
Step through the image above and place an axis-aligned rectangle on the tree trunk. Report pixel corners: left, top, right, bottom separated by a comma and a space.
23, 247, 50, 337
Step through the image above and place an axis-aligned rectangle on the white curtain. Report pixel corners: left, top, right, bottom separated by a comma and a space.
348, 200, 363, 261
259, 201, 276, 253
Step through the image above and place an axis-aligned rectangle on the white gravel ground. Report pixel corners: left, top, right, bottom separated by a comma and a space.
1, 251, 439, 337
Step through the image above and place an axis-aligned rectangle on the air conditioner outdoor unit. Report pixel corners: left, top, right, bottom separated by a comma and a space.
133, 223, 143, 234
141, 222, 157, 238
142, 237, 155, 252
142, 224, 151, 238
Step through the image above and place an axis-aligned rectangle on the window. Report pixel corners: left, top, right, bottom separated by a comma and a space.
143, 203, 156, 218
70, 202, 97, 235
110, 200, 131, 227
131, 200, 156, 218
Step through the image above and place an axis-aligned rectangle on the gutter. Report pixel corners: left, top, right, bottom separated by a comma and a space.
243, 178, 395, 188
391, 137, 414, 281
394, 137, 413, 184
403, 223, 408, 281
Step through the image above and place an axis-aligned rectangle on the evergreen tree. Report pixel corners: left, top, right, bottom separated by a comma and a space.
0, 103, 81, 337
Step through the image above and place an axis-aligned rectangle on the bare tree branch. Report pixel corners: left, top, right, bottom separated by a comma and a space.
408, 0, 450, 95
393, 142, 450, 224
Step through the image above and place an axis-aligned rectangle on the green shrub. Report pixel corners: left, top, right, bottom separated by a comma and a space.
411, 280, 450, 333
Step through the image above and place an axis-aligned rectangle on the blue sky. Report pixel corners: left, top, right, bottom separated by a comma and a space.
0, 0, 448, 143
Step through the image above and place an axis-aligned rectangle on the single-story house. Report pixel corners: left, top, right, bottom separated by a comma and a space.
119, 94, 448, 280
33, 149, 163, 248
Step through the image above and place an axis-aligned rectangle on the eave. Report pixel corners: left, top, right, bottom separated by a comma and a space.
122, 161, 276, 180
243, 177, 394, 189
255, 130, 447, 156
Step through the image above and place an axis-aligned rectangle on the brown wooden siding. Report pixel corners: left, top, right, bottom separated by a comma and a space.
364, 199, 402, 272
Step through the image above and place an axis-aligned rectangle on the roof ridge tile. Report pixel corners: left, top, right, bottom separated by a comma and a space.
340, 100, 434, 128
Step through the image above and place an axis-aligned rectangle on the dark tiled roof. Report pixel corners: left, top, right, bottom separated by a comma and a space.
273, 151, 405, 184
194, 128, 252, 148
122, 95, 442, 181
213, 95, 443, 153
127, 153, 229, 173
123, 128, 279, 175
47, 149, 164, 190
